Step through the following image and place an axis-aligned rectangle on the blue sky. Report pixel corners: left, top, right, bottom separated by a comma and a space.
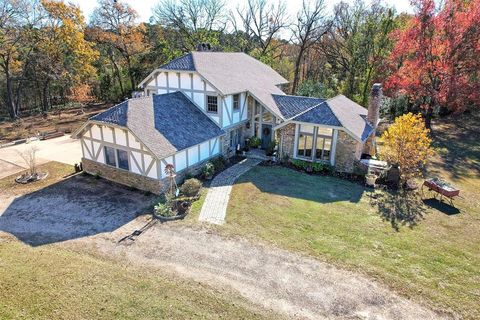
73, 0, 414, 24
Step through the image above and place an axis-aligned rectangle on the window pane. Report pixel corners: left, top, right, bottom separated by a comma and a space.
305, 135, 313, 157
315, 137, 332, 161
233, 94, 240, 110
104, 146, 116, 167
300, 124, 315, 134
117, 149, 129, 170
315, 138, 324, 159
255, 101, 261, 115
317, 127, 333, 137
262, 111, 273, 123
323, 138, 331, 160
297, 134, 305, 156
207, 96, 218, 113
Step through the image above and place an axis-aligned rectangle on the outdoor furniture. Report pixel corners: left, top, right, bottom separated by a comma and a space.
422, 178, 460, 206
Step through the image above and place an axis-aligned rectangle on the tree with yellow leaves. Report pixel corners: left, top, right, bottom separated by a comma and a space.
379, 113, 433, 182
35, 0, 98, 111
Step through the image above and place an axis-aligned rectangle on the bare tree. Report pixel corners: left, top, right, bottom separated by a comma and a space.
290, 0, 331, 94
17, 146, 39, 176
235, 0, 289, 57
153, 0, 227, 50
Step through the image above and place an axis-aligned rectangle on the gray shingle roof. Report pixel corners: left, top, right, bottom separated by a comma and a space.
272, 94, 325, 119
90, 92, 225, 158
292, 102, 341, 127
289, 95, 373, 142
159, 53, 195, 71
152, 52, 289, 119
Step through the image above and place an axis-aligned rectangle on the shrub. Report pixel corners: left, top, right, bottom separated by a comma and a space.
249, 136, 262, 148
180, 178, 202, 197
154, 202, 174, 217
202, 161, 215, 178
291, 159, 308, 170
265, 140, 277, 156
290, 159, 333, 174
211, 155, 226, 172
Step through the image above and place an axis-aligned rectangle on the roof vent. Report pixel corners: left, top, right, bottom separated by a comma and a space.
196, 43, 212, 52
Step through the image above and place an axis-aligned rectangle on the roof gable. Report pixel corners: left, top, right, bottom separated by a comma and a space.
325, 95, 372, 141
87, 92, 225, 158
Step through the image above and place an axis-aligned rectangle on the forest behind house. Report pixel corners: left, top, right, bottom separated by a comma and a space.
0, 0, 479, 133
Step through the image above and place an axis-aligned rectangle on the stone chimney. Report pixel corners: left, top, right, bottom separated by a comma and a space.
363, 83, 382, 157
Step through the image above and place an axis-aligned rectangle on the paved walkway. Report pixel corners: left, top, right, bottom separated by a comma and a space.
199, 158, 261, 224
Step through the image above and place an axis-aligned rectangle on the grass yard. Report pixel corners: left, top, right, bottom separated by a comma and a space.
0, 239, 276, 320
0, 161, 75, 196
211, 113, 480, 319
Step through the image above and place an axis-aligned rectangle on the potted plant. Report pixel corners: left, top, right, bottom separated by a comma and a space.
365, 173, 378, 187
202, 161, 215, 180
249, 136, 261, 149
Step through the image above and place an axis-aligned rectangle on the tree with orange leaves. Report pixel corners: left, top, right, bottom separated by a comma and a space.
385, 0, 480, 129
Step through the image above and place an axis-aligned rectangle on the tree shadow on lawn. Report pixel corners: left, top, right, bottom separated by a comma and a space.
0, 174, 156, 246
369, 190, 427, 232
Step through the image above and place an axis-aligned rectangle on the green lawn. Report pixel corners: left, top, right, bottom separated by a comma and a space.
216, 114, 480, 320
0, 239, 277, 320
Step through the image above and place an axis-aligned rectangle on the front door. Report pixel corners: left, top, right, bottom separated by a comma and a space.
261, 124, 272, 149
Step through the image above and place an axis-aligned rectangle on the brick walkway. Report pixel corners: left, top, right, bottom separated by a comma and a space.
199, 158, 261, 224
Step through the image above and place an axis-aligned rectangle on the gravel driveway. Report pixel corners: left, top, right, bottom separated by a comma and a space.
0, 174, 448, 319
0, 174, 156, 246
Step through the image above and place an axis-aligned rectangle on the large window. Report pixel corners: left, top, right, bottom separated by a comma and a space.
117, 149, 129, 170
207, 95, 218, 113
296, 125, 333, 162
104, 146, 130, 170
104, 146, 116, 167
233, 94, 240, 110
297, 125, 315, 158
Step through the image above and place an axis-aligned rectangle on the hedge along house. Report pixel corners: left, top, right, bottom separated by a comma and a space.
73, 51, 380, 194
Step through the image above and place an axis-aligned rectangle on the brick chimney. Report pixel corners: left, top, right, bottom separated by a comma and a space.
363, 83, 382, 157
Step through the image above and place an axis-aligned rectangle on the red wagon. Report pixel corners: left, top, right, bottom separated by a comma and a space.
422, 178, 460, 206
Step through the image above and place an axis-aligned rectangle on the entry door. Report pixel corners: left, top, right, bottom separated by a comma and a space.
261, 124, 272, 149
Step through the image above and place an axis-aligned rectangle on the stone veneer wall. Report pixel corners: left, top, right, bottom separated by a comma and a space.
277, 123, 296, 159
82, 158, 165, 194
83, 153, 217, 195
335, 131, 362, 173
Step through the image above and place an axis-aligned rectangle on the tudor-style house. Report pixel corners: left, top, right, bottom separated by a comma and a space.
73, 52, 381, 194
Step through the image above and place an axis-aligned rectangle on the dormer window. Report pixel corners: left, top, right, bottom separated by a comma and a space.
207, 95, 218, 113
233, 94, 240, 110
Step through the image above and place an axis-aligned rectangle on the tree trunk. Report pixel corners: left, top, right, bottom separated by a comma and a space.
109, 55, 124, 97
42, 80, 50, 112
5, 74, 18, 119
125, 55, 135, 91
291, 46, 305, 95
424, 106, 433, 131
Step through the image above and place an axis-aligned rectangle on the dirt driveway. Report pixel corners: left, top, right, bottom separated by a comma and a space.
0, 174, 449, 319
0, 136, 81, 179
